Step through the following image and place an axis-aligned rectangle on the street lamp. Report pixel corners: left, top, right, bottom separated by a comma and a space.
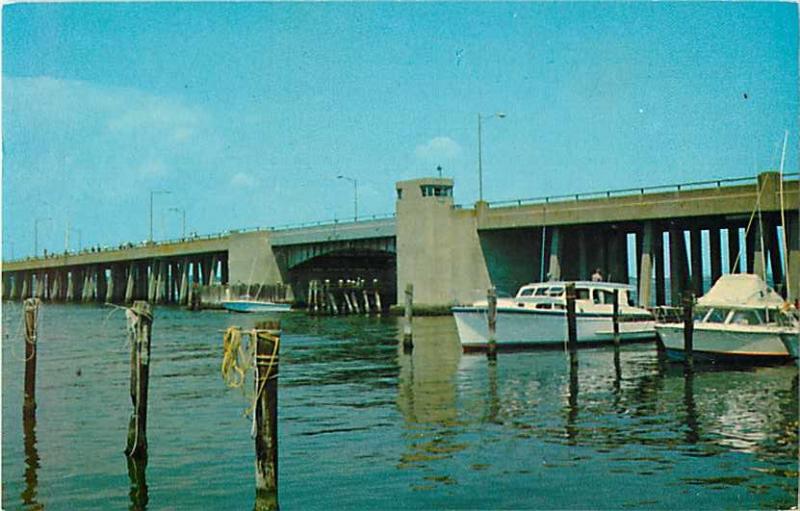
169, 207, 186, 239
337, 175, 358, 222
34, 217, 52, 257
149, 190, 171, 242
477, 112, 507, 202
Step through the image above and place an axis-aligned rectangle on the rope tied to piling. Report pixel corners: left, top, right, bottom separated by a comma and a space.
221, 326, 252, 389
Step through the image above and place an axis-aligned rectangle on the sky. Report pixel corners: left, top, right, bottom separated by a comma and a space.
3, 2, 798, 260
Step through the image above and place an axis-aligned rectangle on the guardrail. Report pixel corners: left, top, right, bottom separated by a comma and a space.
4, 212, 397, 264
487, 173, 799, 208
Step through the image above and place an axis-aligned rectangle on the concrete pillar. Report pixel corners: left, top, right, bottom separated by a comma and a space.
10, 273, 19, 300
746, 225, 756, 275
766, 219, 783, 291
147, 262, 157, 302
34, 273, 43, 299
50, 271, 60, 301
156, 260, 167, 304
208, 255, 218, 286
690, 229, 703, 296
547, 227, 561, 281
786, 211, 799, 302
107, 266, 116, 303
578, 229, 588, 280
20, 273, 30, 300
82, 269, 93, 302
125, 263, 136, 303
66, 271, 75, 301
221, 253, 229, 284
168, 262, 176, 303
728, 226, 741, 273
638, 222, 654, 307
179, 259, 189, 305
669, 226, 689, 306
709, 227, 722, 285
97, 267, 108, 303
752, 219, 766, 280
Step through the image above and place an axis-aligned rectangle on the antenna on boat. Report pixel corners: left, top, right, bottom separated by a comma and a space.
778, 130, 790, 298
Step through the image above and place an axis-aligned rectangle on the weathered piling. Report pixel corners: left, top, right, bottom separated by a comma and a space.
487, 286, 498, 360
23, 298, 41, 417
254, 320, 280, 511
403, 283, 413, 351
565, 283, 578, 354
125, 301, 152, 459
612, 289, 621, 349
682, 292, 695, 368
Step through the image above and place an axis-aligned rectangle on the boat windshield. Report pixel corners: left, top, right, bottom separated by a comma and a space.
575, 288, 590, 300
548, 287, 564, 297
518, 288, 536, 297
729, 309, 764, 326
701, 308, 729, 323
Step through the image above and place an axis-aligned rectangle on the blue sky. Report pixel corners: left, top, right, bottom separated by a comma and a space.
3, 2, 798, 259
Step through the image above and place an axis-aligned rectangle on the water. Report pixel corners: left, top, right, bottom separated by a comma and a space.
2, 303, 798, 510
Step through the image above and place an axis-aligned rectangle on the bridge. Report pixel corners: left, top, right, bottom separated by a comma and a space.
3, 171, 798, 307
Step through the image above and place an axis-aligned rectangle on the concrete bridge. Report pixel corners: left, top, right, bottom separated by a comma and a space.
3, 171, 798, 308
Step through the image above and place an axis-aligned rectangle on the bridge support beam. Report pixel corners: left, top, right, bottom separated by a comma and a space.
547, 227, 561, 281
786, 212, 799, 302
709, 227, 722, 285
9, 272, 18, 300
638, 222, 654, 307
728, 226, 742, 273
752, 219, 767, 281
179, 259, 189, 305
669, 226, 690, 306
690, 229, 703, 296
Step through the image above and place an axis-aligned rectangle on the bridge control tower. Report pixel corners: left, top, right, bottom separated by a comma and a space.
395, 177, 491, 307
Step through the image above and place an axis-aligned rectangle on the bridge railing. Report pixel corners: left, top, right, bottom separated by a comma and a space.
4, 212, 397, 264
487, 173, 799, 208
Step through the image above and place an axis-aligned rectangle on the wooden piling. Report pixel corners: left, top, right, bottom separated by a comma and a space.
23, 298, 41, 416
612, 289, 621, 348
565, 283, 578, 354
682, 292, 695, 368
403, 283, 413, 350
125, 301, 152, 460
254, 320, 280, 511
487, 286, 498, 360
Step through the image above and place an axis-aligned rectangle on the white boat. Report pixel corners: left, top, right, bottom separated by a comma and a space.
655, 274, 798, 363
452, 281, 655, 351
221, 298, 291, 313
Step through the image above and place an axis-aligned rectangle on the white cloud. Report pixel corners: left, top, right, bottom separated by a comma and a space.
414, 136, 463, 162
230, 172, 257, 188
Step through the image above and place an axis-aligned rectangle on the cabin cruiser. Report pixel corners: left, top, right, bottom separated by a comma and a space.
655, 274, 798, 363
452, 281, 655, 351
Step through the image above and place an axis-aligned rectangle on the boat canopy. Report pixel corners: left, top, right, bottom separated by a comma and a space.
697, 274, 785, 309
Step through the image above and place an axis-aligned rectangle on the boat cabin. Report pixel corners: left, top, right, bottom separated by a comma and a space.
515, 282, 636, 307
694, 307, 778, 326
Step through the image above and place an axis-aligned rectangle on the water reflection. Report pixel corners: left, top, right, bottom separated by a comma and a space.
396, 317, 464, 481
565, 354, 579, 444
682, 367, 700, 444
21, 413, 43, 510
126, 456, 148, 510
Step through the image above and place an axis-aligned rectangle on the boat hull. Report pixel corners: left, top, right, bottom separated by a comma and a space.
655, 323, 793, 363
221, 300, 291, 313
453, 307, 655, 351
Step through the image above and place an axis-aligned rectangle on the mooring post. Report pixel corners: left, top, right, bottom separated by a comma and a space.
612, 289, 621, 349
565, 283, 578, 355
487, 286, 498, 360
403, 283, 413, 351
682, 292, 695, 368
125, 301, 152, 460
23, 298, 41, 417
254, 320, 280, 511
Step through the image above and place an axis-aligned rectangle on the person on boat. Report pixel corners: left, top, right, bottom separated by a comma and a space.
591, 268, 604, 282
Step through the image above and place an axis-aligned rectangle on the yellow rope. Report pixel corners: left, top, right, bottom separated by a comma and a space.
221, 326, 252, 389
246, 329, 280, 419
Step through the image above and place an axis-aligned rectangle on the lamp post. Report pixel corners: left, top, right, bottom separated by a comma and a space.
477, 112, 506, 202
34, 217, 52, 257
149, 190, 171, 243
337, 175, 358, 222
169, 207, 186, 239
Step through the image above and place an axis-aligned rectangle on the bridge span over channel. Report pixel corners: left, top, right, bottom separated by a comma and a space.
4, 171, 798, 308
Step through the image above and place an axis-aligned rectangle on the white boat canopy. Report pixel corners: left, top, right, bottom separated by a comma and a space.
697, 274, 785, 309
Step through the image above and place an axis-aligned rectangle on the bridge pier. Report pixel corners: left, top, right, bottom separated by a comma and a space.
638, 222, 654, 306
728, 226, 741, 272
179, 259, 189, 305
547, 227, 562, 281
669, 226, 689, 306
9, 272, 18, 300
709, 227, 722, 284
788, 212, 799, 302
690, 229, 703, 296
